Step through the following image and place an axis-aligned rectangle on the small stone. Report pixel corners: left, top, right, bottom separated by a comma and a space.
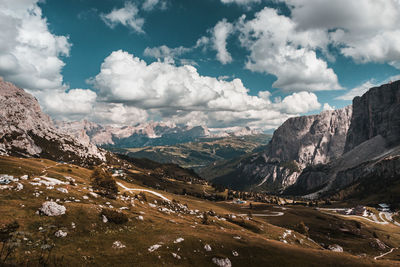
57, 188, 68, 193
212, 257, 232, 267
55, 230, 67, 238
174, 237, 184, 244
112, 241, 126, 249
204, 244, 212, 251
172, 253, 181, 259
328, 244, 343, 252
148, 244, 162, 252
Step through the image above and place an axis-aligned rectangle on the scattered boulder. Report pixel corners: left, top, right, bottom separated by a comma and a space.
57, 188, 68, 194
328, 244, 343, 252
212, 257, 232, 267
112, 241, 126, 249
0, 175, 12, 185
15, 183, 23, 191
232, 251, 239, 256
174, 237, 184, 244
55, 230, 67, 238
148, 244, 162, 252
39, 201, 66, 216
204, 244, 212, 251
172, 253, 181, 259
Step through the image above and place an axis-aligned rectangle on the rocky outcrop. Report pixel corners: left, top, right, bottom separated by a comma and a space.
212, 106, 352, 192
39, 201, 66, 216
0, 78, 106, 164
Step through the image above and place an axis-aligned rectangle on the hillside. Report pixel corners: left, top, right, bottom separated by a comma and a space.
113, 134, 271, 171
1, 155, 399, 266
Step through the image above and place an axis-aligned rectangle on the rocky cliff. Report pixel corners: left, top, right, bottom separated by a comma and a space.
345, 80, 400, 152
211, 106, 352, 192
0, 78, 106, 165
285, 80, 400, 199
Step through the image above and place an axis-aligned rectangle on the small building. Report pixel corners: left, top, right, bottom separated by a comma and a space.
378, 203, 391, 212
233, 199, 246, 204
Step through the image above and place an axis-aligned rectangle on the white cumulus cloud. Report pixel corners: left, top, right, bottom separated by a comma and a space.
212, 19, 234, 64
237, 7, 342, 92
0, 0, 70, 91
220, 0, 261, 5
284, 0, 400, 68
89, 50, 322, 129
101, 2, 144, 33
142, 0, 167, 11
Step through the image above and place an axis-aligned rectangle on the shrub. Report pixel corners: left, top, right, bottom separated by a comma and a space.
101, 209, 128, 224
202, 212, 209, 225
91, 167, 118, 199
0, 221, 20, 263
296, 221, 309, 236
139, 192, 147, 202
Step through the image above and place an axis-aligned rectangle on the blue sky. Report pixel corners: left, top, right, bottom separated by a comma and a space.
1, 0, 399, 130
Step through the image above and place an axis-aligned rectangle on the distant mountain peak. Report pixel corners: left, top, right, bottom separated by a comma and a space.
56, 120, 261, 148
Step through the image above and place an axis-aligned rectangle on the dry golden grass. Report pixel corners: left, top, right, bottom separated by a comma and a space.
0, 156, 398, 266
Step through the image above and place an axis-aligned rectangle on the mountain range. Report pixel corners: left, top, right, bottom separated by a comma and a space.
207, 80, 400, 204
1, 76, 399, 202
55, 120, 261, 149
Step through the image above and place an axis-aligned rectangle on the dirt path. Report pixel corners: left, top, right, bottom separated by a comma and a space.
374, 247, 398, 260
117, 182, 171, 202
238, 212, 284, 217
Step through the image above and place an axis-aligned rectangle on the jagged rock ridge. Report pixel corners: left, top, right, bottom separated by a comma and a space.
0, 78, 106, 165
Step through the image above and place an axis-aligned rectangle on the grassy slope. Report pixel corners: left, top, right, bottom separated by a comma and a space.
0, 156, 398, 266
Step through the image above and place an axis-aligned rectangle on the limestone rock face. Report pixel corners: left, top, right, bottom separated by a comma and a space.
212, 106, 352, 192
267, 105, 352, 166
345, 80, 400, 152
0, 79, 106, 164
286, 80, 400, 199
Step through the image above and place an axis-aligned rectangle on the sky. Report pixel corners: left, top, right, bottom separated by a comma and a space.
0, 0, 400, 131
